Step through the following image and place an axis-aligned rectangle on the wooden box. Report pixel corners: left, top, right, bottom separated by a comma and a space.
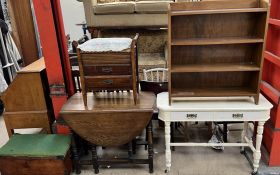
0, 134, 71, 175
168, 0, 270, 105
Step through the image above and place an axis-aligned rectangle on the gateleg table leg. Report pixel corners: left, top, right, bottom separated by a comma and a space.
164, 121, 171, 173
70, 131, 81, 174
147, 121, 154, 173
252, 121, 265, 175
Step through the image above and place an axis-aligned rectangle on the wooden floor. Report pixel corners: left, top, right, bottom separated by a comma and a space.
0, 116, 279, 175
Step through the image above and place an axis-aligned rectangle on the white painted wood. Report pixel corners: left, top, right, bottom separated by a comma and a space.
170, 143, 249, 147
157, 92, 272, 173
157, 93, 272, 114
170, 112, 212, 121
165, 121, 171, 172
142, 68, 168, 82
253, 121, 265, 173
241, 122, 248, 152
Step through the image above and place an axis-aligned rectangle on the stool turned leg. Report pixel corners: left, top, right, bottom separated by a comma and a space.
71, 131, 81, 174
147, 121, 154, 173
91, 144, 99, 174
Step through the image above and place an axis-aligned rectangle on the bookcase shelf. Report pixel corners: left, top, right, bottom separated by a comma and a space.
171, 8, 267, 16
171, 37, 264, 46
171, 64, 260, 73
171, 87, 257, 98
168, 0, 269, 105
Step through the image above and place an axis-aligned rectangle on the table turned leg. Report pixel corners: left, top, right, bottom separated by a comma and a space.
164, 121, 171, 173
91, 144, 99, 174
70, 131, 81, 174
147, 121, 154, 173
241, 122, 248, 154
252, 121, 265, 175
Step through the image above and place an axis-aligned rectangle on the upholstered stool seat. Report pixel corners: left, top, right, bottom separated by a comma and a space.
0, 134, 72, 175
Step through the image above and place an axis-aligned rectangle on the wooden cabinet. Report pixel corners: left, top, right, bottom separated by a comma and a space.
168, 0, 270, 105
1, 58, 54, 137
77, 34, 139, 106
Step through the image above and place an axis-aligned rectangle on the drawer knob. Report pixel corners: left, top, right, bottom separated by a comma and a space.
103, 80, 113, 85
102, 67, 113, 73
186, 114, 197, 119
232, 113, 243, 118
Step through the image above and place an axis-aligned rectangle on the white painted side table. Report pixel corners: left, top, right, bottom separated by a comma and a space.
157, 92, 273, 175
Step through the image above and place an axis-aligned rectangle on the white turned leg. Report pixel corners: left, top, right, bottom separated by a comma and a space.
241, 121, 248, 152
165, 121, 171, 173
253, 121, 265, 174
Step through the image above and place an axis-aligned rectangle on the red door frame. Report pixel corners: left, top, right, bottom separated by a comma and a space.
32, 0, 74, 133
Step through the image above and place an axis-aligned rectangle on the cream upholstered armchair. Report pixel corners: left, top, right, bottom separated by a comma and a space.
77, 0, 173, 30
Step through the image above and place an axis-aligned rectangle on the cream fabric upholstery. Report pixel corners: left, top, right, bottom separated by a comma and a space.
135, 1, 170, 13
78, 0, 170, 27
93, 2, 135, 14
91, 13, 167, 27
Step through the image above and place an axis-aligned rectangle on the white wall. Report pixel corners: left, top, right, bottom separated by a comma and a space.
60, 0, 86, 40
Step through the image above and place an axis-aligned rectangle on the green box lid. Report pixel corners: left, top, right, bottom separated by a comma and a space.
0, 134, 71, 158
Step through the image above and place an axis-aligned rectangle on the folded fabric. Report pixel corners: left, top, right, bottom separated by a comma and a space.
78, 38, 132, 52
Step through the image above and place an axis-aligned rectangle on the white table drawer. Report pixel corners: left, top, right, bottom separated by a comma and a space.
214, 111, 270, 121
170, 112, 212, 121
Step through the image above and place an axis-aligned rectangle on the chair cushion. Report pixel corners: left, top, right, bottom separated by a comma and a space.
135, 1, 170, 13
93, 2, 135, 14
0, 134, 71, 158
78, 38, 132, 52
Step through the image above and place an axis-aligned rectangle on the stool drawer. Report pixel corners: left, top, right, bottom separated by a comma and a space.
81, 53, 131, 65
83, 65, 131, 76
170, 112, 211, 121
85, 75, 132, 90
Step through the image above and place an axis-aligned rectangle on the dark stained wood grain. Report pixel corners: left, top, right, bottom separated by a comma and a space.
0, 152, 72, 175
77, 34, 139, 106
83, 64, 131, 76
170, 0, 259, 11
60, 92, 155, 146
85, 75, 132, 90
168, 0, 270, 105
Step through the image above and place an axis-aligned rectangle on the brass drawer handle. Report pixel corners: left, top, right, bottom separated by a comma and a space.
102, 67, 113, 73
103, 80, 113, 85
186, 114, 197, 119
232, 113, 243, 119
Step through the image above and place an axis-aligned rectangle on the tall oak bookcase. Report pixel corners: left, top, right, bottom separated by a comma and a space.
168, 0, 270, 105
